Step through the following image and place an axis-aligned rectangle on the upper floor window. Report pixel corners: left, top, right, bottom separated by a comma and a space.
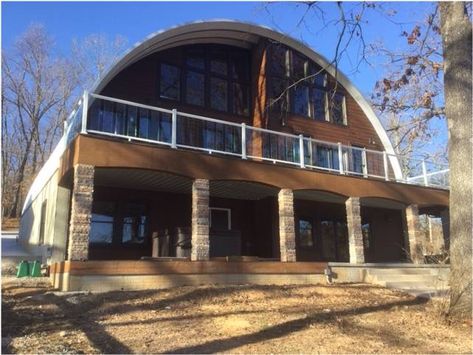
158, 45, 250, 117
186, 71, 205, 107
267, 44, 347, 126
210, 77, 228, 111
160, 64, 180, 101
311, 88, 327, 121
329, 92, 347, 125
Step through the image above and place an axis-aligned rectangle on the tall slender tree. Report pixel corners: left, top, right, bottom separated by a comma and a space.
439, 1, 472, 319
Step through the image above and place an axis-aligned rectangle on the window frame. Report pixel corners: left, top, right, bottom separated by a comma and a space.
89, 200, 149, 247
298, 217, 315, 249
89, 201, 116, 245
328, 91, 347, 125
209, 207, 232, 231
266, 44, 348, 125
157, 44, 251, 117
121, 202, 149, 245
159, 62, 181, 101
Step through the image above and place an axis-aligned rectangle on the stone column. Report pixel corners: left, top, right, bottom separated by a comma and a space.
278, 189, 296, 262
345, 197, 365, 264
67, 164, 94, 261
405, 204, 424, 264
191, 179, 210, 261
428, 216, 445, 254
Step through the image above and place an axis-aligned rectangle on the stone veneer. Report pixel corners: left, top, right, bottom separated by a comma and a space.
278, 189, 296, 262
191, 179, 210, 261
67, 164, 94, 261
405, 204, 424, 264
345, 197, 365, 264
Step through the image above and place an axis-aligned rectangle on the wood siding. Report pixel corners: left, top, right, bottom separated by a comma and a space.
99, 40, 383, 149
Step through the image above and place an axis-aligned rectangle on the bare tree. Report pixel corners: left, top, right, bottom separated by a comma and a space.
370, 7, 448, 172
2, 25, 128, 220
2, 24, 78, 218
439, 1, 472, 320
71, 33, 128, 91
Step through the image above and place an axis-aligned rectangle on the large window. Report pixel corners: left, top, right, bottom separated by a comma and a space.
293, 85, 310, 117
90, 201, 115, 244
311, 88, 327, 121
158, 45, 250, 117
298, 219, 314, 248
160, 64, 181, 100
89, 201, 148, 246
210, 77, 228, 111
267, 44, 347, 125
186, 71, 205, 106
362, 222, 372, 250
122, 203, 147, 244
320, 219, 349, 261
329, 92, 347, 125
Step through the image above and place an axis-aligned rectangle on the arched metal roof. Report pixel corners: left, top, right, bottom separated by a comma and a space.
89, 20, 402, 178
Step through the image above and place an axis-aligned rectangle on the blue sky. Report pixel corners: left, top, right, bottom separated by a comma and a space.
2, 1, 436, 96
2, 1, 446, 157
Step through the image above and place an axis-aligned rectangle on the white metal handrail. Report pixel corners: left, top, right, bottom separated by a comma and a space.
83, 92, 449, 189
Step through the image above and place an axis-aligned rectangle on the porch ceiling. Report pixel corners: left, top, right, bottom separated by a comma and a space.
94, 168, 192, 194
94, 168, 279, 200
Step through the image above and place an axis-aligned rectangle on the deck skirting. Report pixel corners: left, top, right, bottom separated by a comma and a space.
50, 260, 328, 291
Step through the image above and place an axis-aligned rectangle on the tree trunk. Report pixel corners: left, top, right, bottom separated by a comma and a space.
439, 2, 472, 320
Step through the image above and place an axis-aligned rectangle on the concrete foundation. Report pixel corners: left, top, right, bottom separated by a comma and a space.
327, 262, 450, 283
51, 273, 326, 292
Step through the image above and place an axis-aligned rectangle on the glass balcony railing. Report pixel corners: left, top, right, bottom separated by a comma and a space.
72, 91, 449, 190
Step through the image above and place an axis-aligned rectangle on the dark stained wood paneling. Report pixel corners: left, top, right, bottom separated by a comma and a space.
99, 41, 383, 150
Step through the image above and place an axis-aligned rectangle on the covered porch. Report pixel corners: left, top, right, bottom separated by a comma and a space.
87, 168, 281, 261
48, 131, 450, 290
60, 164, 449, 265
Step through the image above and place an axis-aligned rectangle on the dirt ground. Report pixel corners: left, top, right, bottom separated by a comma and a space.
2, 277, 471, 354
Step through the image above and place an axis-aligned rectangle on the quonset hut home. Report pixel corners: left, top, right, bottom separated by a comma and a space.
19, 21, 450, 291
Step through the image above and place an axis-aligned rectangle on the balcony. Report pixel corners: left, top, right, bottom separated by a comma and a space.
64, 92, 449, 190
